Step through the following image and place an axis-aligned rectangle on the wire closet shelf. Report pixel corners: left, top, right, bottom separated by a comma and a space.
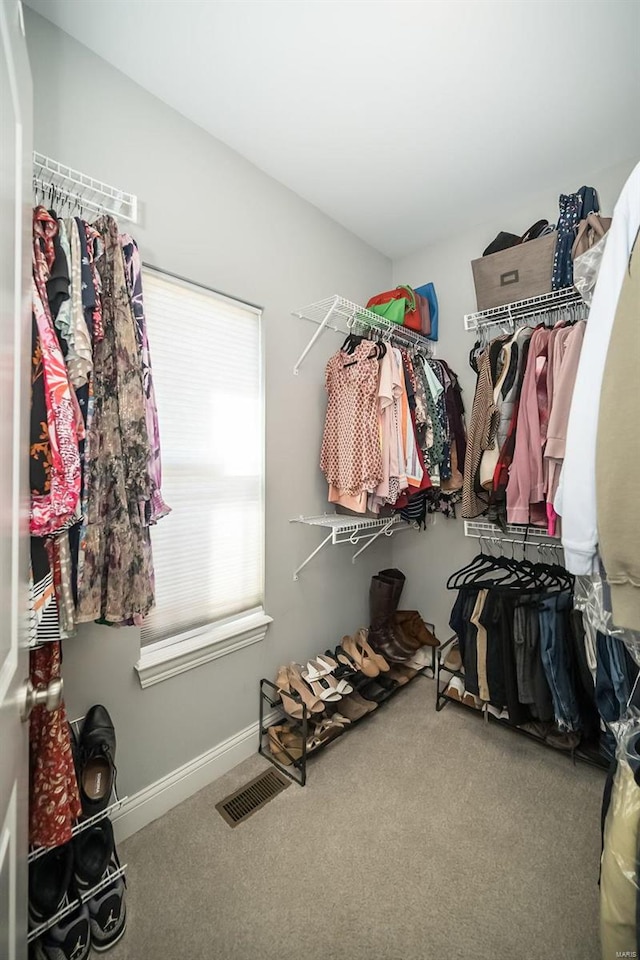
464, 287, 587, 335
464, 519, 562, 553
290, 514, 408, 579
292, 295, 434, 375
33, 152, 138, 223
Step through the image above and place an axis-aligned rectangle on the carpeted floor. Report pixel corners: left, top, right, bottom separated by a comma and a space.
108, 678, 604, 960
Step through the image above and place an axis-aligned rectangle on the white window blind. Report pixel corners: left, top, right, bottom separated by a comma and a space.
140, 269, 264, 648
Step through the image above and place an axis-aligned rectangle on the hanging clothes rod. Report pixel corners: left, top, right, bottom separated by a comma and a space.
32, 151, 138, 223
292, 295, 434, 375
464, 288, 585, 333
463, 520, 561, 549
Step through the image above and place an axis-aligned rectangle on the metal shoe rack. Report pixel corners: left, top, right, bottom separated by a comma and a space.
258, 642, 436, 787
27, 716, 127, 947
435, 636, 608, 772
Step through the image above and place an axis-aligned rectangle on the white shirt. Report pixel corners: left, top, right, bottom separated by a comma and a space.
556, 161, 640, 573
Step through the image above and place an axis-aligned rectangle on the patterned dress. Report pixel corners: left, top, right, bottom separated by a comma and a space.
320, 342, 383, 498
29, 208, 81, 848
75, 216, 154, 623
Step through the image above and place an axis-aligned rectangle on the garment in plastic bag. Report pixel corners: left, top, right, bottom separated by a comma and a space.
573, 232, 609, 306
601, 715, 640, 958
575, 573, 640, 668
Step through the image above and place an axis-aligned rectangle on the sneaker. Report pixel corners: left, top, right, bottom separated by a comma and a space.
73, 820, 115, 893
34, 903, 91, 960
29, 842, 74, 927
87, 855, 126, 952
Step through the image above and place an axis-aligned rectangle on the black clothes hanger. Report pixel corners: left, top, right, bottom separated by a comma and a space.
341, 333, 363, 355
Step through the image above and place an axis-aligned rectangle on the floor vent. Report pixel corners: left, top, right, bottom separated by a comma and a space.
216, 768, 290, 827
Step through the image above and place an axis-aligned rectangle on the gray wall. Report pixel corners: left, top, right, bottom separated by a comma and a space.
25, 9, 393, 796
391, 156, 638, 641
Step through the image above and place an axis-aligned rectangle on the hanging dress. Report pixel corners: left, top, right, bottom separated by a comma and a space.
320, 341, 383, 509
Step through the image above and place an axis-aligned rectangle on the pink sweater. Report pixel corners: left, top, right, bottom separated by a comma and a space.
506, 327, 550, 525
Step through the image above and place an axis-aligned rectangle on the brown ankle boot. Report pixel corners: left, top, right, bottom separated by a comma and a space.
394, 611, 440, 648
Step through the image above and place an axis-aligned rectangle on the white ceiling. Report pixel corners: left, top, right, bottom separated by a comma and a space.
26, 0, 640, 258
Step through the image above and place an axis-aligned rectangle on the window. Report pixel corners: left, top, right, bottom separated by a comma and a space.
135, 268, 270, 688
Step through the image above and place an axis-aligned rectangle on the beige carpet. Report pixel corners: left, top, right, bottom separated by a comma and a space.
108, 678, 605, 960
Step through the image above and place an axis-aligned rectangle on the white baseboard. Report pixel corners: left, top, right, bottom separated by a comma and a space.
112, 709, 280, 843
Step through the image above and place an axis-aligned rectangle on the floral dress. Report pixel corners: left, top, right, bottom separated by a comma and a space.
75, 216, 154, 623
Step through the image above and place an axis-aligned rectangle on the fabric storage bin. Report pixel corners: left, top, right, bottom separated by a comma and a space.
471, 233, 557, 310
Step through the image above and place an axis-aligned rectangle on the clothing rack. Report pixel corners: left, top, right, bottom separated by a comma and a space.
292, 295, 434, 375
435, 636, 608, 771
463, 287, 587, 335
32, 151, 138, 223
463, 520, 561, 554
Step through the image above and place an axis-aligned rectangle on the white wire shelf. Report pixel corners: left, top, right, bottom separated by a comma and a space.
292, 295, 434, 374
28, 795, 127, 864
464, 288, 586, 333
464, 519, 561, 550
33, 152, 138, 223
290, 513, 409, 578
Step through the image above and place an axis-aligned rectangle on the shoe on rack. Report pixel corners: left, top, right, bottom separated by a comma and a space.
354, 628, 390, 673
78, 705, 116, 816
349, 690, 378, 713
358, 680, 389, 704
545, 727, 581, 752
307, 718, 344, 752
386, 666, 412, 686
275, 665, 324, 718
443, 643, 463, 672
444, 677, 464, 702
306, 659, 353, 695
405, 646, 435, 671
301, 667, 343, 702
267, 725, 303, 765
34, 903, 91, 960
29, 842, 74, 927
342, 634, 379, 677
394, 612, 440, 649
333, 695, 369, 721
367, 573, 416, 663
485, 703, 509, 720
462, 690, 483, 711
73, 819, 115, 894
87, 854, 127, 953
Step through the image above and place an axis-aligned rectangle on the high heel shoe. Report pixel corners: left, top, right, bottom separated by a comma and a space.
301, 666, 343, 702
307, 658, 353, 695
267, 725, 304, 765
343, 633, 379, 678
275, 665, 324, 718
333, 643, 360, 675
355, 628, 390, 673
287, 664, 327, 712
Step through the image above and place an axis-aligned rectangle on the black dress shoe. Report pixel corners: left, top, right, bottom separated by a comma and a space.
79, 705, 116, 816
74, 819, 115, 893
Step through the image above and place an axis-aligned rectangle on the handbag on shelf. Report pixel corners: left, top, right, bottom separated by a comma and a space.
366, 289, 407, 326
414, 283, 438, 341
415, 292, 431, 337
366, 285, 422, 332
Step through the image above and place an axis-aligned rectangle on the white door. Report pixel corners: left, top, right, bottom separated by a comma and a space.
0, 1, 33, 958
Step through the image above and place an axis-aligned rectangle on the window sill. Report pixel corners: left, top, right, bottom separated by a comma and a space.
135, 609, 273, 689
